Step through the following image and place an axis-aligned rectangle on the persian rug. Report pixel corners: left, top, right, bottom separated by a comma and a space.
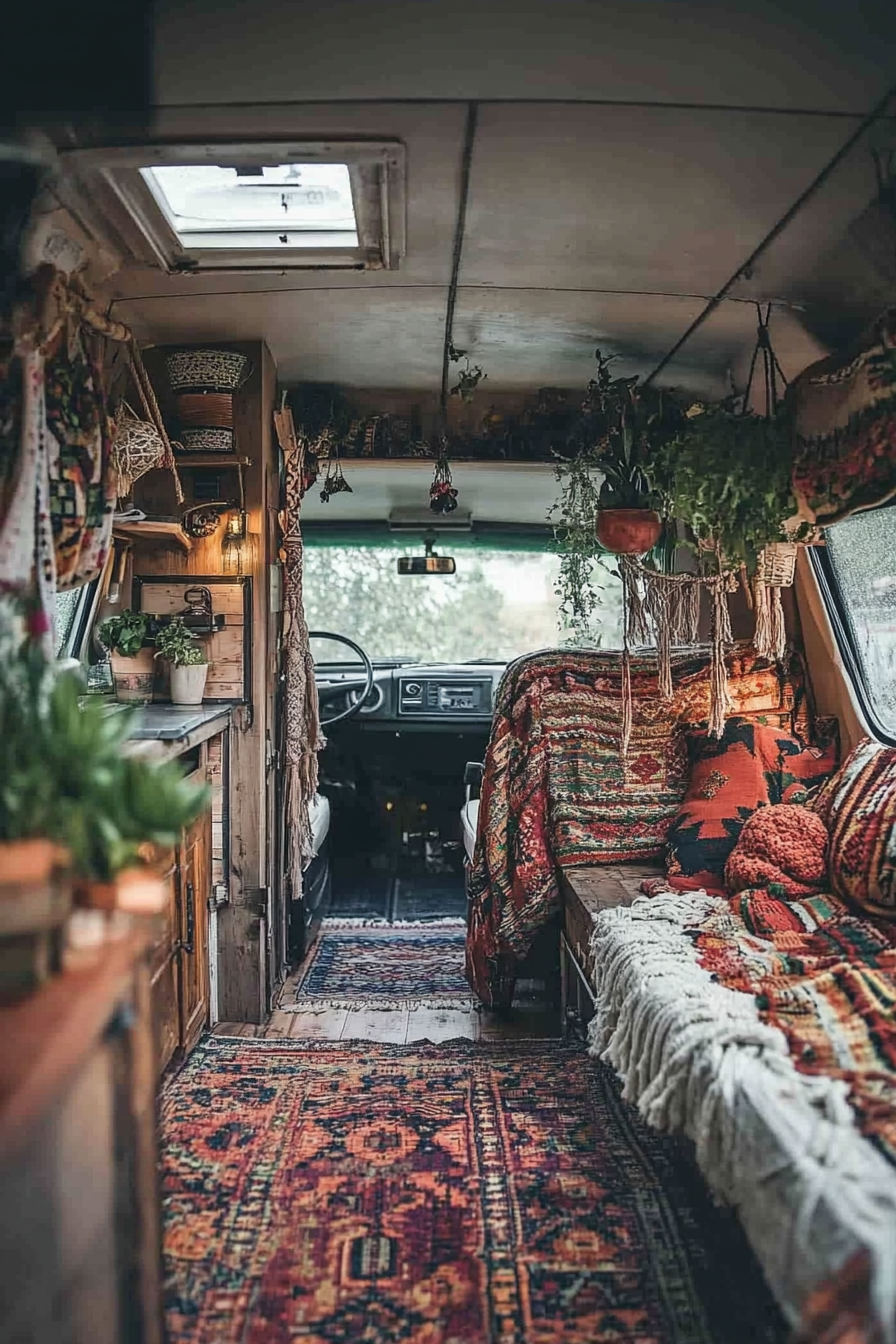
160, 1036, 786, 1344
281, 926, 475, 1011
465, 641, 815, 1007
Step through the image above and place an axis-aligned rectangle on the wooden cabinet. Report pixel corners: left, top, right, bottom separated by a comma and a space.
0, 937, 164, 1344
149, 779, 213, 1075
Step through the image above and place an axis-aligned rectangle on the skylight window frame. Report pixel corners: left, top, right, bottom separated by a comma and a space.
61, 141, 406, 274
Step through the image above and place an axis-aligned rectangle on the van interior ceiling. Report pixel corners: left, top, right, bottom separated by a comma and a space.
3, 5, 896, 1343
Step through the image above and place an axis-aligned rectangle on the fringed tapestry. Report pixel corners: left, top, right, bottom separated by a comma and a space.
273, 401, 325, 876
790, 306, 896, 525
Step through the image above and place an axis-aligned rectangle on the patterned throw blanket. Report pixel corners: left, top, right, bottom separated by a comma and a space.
465, 644, 811, 1007
699, 887, 896, 1169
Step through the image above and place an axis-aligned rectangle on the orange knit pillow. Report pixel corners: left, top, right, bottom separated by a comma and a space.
725, 804, 829, 900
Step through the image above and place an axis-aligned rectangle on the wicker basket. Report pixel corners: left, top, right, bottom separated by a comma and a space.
110, 401, 166, 496
757, 541, 798, 587
165, 348, 249, 394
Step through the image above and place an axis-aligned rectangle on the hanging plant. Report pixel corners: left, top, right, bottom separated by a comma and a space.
576, 349, 682, 554
657, 400, 809, 574
548, 446, 609, 645
448, 342, 487, 404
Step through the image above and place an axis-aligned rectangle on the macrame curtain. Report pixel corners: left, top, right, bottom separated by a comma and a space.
618, 555, 737, 747
273, 400, 326, 876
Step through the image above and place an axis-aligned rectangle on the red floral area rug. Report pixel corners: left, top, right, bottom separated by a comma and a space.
160, 1037, 786, 1344
280, 927, 476, 1012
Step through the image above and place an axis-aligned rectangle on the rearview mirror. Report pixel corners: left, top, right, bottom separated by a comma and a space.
397, 538, 456, 575
397, 554, 456, 575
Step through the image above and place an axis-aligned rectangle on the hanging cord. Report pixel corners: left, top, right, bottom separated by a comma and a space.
128, 341, 184, 503
643, 81, 896, 388
439, 102, 479, 435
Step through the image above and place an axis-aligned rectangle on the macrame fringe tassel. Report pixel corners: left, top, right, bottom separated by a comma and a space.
708, 576, 735, 738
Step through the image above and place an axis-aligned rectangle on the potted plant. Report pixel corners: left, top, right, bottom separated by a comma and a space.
0, 591, 71, 996
33, 668, 210, 914
656, 400, 809, 573
154, 616, 209, 706
97, 608, 154, 702
578, 349, 681, 555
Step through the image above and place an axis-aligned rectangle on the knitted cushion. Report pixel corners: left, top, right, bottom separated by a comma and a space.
725, 804, 829, 899
810, 737, 896, 914
666, 717, 837, 896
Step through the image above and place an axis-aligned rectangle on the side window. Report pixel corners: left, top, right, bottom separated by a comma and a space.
818, 505, 896, 739
54, 589, 82, 656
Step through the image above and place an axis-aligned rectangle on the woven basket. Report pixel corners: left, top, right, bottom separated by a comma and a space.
757, 541, 798, 587
165, 348, 249, 394
110, 401, 166, 496
179, 427, 236, 455
175, 391, 234, 429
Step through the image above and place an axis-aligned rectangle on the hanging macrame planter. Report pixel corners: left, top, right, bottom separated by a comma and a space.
618, 554, 737, 749
752, 539, 798, 662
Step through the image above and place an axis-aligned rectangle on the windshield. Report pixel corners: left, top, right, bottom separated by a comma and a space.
303, 542, 623, 664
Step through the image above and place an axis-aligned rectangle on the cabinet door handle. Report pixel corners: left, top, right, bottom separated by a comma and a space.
183, 882, 195, 955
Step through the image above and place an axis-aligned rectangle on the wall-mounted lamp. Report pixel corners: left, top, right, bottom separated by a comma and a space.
221, 508, 247, 574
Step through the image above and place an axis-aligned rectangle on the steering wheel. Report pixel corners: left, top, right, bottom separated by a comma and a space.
310, 631, 375, 728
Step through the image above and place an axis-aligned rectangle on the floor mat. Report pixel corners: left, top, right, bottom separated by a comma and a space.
281, 926, 474, 1011
161, 1037, 787, 1344
392, 873, 467, 922
328, 872, 392, 922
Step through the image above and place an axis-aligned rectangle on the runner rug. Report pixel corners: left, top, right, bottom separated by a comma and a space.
160, 1036, 786, 1344
281, 925, 474, 1012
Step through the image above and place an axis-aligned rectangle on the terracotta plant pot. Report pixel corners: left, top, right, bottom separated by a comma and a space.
170, 663, 209, 706
0, 840, 71, 1000
595, 508, 663, 555
75, 868, 167, 916
110, 647, 155, 703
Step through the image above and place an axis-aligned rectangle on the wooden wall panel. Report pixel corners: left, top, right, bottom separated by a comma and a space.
131, 341, 276, 1022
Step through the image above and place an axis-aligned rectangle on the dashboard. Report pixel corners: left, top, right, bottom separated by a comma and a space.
314, 662, 504, 729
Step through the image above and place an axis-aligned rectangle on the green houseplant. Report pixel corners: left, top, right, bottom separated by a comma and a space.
154, 617, 209, 706
97, 608, 154, 703
657, 400, 808, 573
581, 349, 680, 555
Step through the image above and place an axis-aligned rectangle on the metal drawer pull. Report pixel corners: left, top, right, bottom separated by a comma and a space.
183, 882, 195, 954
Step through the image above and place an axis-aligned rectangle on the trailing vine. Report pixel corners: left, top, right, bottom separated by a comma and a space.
548, 446, 609, 646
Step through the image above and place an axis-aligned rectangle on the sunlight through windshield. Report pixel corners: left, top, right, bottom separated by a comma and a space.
303, 544, 623, 663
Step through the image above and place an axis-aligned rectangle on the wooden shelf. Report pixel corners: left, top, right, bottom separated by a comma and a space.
174, 454, 251, 467
113, 521, 193, 551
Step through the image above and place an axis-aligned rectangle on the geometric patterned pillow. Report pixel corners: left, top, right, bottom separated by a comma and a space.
811, 737, 896, 914
666, 716, 838, 896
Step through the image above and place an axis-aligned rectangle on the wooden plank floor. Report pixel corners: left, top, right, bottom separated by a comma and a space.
213, 1002, 557, 1044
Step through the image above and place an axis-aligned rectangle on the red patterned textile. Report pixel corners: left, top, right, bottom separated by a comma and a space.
665, 719, 834, 896
725, 804, 829, 899
465, 643, 814, 1008
694, 889, 896, 1169
810, 738, 896, 916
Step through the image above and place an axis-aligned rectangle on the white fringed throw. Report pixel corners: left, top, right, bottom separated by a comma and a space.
587, 892, 896, 1338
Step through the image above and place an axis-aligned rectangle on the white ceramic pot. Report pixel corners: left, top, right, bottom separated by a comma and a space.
170, 663, 209, 706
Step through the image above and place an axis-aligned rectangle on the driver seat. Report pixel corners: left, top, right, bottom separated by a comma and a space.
461, 761, 483, 867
